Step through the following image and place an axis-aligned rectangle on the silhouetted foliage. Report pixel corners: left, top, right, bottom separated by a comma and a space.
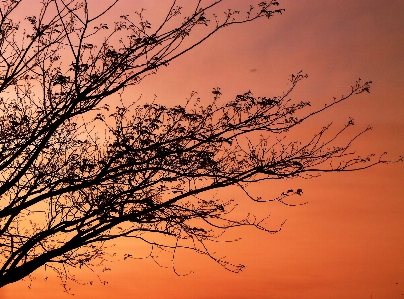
0, 0, 396, 291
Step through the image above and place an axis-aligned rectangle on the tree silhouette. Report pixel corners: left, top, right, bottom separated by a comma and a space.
0, 0, 395, 290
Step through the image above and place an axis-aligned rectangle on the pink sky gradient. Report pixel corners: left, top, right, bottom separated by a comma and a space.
2, 0, 404, 298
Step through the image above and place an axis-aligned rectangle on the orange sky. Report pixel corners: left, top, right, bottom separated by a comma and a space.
2, 0, 404, 298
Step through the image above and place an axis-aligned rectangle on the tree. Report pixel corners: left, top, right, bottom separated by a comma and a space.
0, 0, 395, 291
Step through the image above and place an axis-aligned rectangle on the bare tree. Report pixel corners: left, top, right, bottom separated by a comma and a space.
0, 0, 396, 290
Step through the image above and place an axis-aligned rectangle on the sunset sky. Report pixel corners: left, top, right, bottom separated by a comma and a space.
2, 0, 404, 298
